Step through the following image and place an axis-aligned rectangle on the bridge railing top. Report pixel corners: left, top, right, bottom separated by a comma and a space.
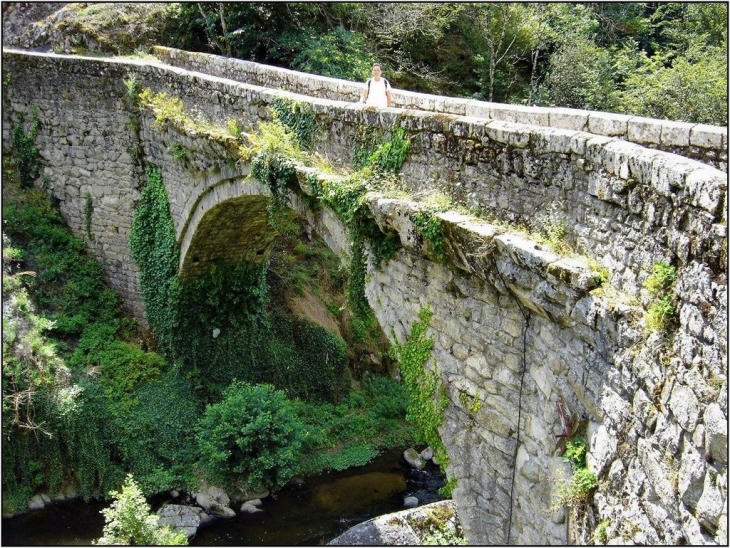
149, 46, 727, 160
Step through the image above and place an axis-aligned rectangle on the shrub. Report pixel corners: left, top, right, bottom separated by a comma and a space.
95, 474, 187, 546
196, 381, 304, 491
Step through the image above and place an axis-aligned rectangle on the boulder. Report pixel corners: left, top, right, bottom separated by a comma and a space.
240, 502, 264, 514
193, 484, 236, 519
27, 495, 46, 511
328, 500, 460, 545
403, 448, 425, 470
157, 504, 207, 539
195, 493, 236, 518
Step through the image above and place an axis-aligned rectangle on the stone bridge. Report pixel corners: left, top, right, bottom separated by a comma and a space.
2, 47, 727, 545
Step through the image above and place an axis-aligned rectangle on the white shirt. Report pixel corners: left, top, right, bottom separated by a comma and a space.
365, 78, 391, 108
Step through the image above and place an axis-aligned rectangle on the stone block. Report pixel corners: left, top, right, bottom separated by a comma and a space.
689, 124, 726, 149
668, 383, 700, 432
628, 117, 662, 144
547, 108, 589, 132
696, 473, 725, 530
589, 113, 630, 137
587, 422, 617, 477
678, 441, 706, 508
637, 438, 676, 507
704, 403, 727, 465
660, 121, 692, 146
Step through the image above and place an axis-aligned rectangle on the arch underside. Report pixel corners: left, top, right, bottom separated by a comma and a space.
180, 195, 286, 280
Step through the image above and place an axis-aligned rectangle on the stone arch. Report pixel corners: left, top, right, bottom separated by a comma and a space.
179, 194, 278, 280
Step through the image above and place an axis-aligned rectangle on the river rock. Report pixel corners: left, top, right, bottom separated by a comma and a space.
404, 496, 419, 508
328, 500, 460, 545
235, 485, 270, 502
27, 494, 47, 511
157, 504, 207, 539
420, 446, 434, 461
403, 448, 425, 470
193, 484, 236, 518
240, 502, 264, 514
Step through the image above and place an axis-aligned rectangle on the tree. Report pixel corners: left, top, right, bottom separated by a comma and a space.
470, 3, 535, 102
95, 474, 187, 545
196, 381, 304, 491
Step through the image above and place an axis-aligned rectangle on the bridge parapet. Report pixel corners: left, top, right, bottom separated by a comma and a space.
152, 46, 727, 172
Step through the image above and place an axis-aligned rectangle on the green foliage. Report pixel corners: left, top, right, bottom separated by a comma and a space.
563, 437, 588, 468
412, 209, 446, 262
197, 381, 304, 490
129, 167, 180, 356
646, 295, 676, 332
353, 127, 411, 174
594, 519, 610, 544
539, 35, 619, 111
10, 109, 41, 188
553, 435, 598, 511
643, 261, 677, 296
423, 523, 468, 546
169, 142, 188, 162
285, 26, 372, 81
120, 372, 201, 494
84, 191, 94, 241
160, 2, 726, 124
3, 189, 120, 337
438, 476, 457, 498
138, 88, 189, 131
251, 151, 298, 233
271, 97, 318, 151
393, 306, 449, 469
643, 261, 677, 333
293, 375, 416, 475
123, 73, 140, 102
617, 43, 727, 125
96, 474, 188, 546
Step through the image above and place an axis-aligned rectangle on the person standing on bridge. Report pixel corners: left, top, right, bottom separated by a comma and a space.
360, 63, 393, 108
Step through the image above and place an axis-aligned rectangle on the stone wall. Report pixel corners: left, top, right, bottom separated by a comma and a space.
2, 48, 727, 545
151, 46, 728, 172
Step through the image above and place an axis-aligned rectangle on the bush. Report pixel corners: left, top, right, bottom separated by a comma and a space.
96, 474, 187, 546
196, 381, 304, 490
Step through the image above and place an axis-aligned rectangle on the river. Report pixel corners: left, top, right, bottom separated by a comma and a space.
2, 449, 445, 546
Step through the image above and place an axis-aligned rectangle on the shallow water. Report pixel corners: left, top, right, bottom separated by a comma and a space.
2, 449, 445, 546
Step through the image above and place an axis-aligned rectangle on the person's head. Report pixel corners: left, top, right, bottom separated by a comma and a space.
371, 63, 383, 80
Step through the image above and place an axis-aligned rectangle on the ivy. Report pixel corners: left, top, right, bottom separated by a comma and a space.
412, 209, 446, 262
251, 151, 298, 233
11, 108, 42, 188
271, 96, 318, 151
393, 306, 449, 469
84, 191, 94, 241
353, 126, 411, 174
129, 167, 181, 357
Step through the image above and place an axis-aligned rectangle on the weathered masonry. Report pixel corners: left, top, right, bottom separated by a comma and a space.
2, 47, 727, 545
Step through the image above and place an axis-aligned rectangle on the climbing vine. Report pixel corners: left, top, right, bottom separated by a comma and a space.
393, 306, 449, 469
11, 108, 42, 188
84, 191, 94, 241
353, 126, 411, 174
307, 171, 400, 339
129, 166, 181, 357
271, 96, 318, 151
251, 151, 297, 233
